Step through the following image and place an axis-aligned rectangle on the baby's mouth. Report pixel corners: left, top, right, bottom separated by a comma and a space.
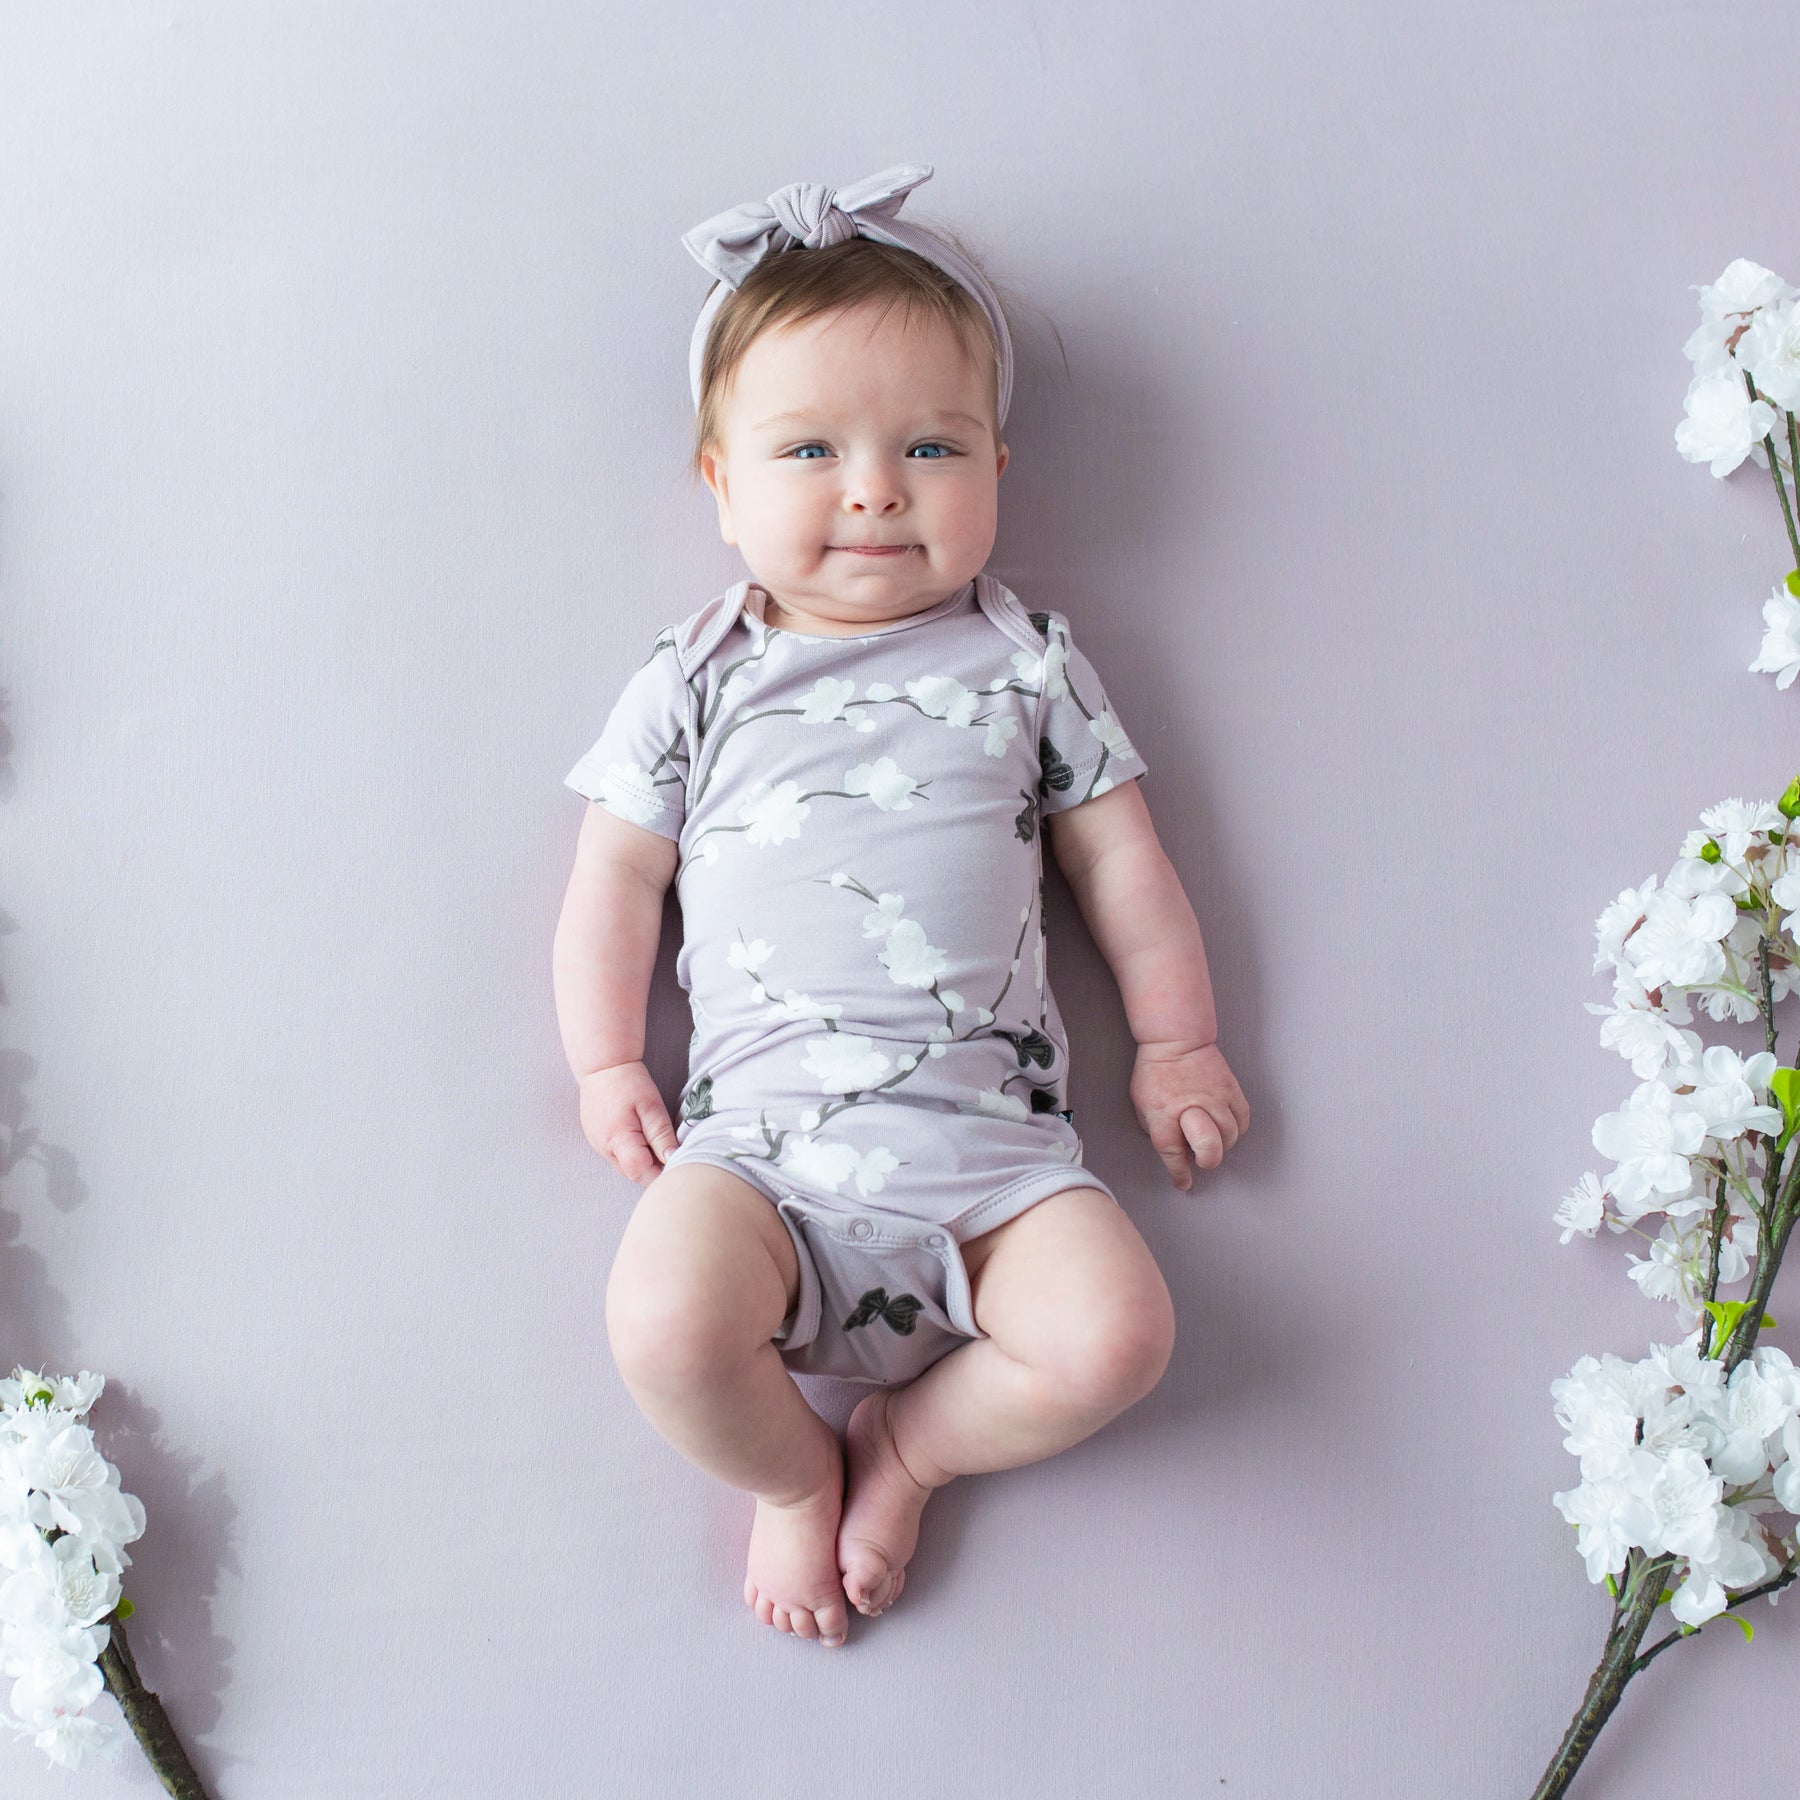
832, 545, 917, 556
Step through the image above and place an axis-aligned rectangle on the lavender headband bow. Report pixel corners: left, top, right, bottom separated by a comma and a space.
681, 162, 1013, 429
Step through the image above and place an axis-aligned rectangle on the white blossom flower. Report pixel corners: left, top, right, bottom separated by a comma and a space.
1697, 798, 1785, 866
597, 762, 661, 827
1552, 1474, 1655, 1583
1736, 300, 1800, 408
1622, 886, 1736, 989
860, 893, 906, 939
1593, 877, 1658, 975
727, 938, 774, 976
1585, 971, 1694, 1078
1697, 258, 1798, 323
1669, 1044, 1782, 1142
878, 919, 949, 989
1592, 1082, 1709, 1210
1773, 861, 1800, 938
844, 757, 920, 811
1750, 582, 1800, 689
799, 1034, 891, 1093
737, 779, 811, 847
983, 715, 1019, 758
906, 677, 980, 727
797, 676, 856, 724
17, 1711, 120, 1769
1088, 711, 1135, 759
1553, 1173, 1607, 1243
1676, 368, 1779, 477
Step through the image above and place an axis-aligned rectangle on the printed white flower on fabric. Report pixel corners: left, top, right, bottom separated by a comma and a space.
797, 676, 857, 724
1041, 637, 1070, 700
1621, 886, 1736, 989
1553, 1173, 1607, 1243
727, 938, 774, 976
800, 1034, 891, 1094
1697, 798, 1785, 866
598, 762, 661, 827
844, 757, 920, 811
1592, 1083, 1709, 1210
1697, 258, 1798, 323
878, 919, 949, 989
771, 990, 843, 1023
853, 1148, 900, 1197
940, 990, 965, 1013
973, 1088, 1031, 1121
1750, 583, 1800, 689
1593, 877, 1658, 975
861, 893, 905, 939
983, 715, 1019, 758
864, 683, 897, 702
1089, 711, 1135, 759
1736, 300, 1800, 409
848, 710, 877, 733
1034, 931, 1046, 993
1676, 368, 1779, 477
778, 1136, 859, 1193
905, 677, 981, 727
738, 779, 810, 847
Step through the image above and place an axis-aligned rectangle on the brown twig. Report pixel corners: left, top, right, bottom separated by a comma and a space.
98, 1619, 212, 1799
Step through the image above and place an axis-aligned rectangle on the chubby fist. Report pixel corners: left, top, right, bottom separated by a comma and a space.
579, 1061, 679, 1184
1129, 1040, 1249, 1192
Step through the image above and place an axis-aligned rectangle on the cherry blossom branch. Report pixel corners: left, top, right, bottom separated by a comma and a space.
1744, 371, 1800, 566
1631, 1556, 1799, 1674
98, 1623, 212, 1798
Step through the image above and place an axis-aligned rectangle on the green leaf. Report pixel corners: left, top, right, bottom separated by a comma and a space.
1732, 1613, 1754, 1644
1786, 571, 1800, 600
1605, 1574, 1619, 1598
1657, 1587, 1674, 1605
1680, 1623, 1699, 1636
114, 1596, 134, 1621
1768, 1066, 1800, 1152
1702, 1298, 1770, 1352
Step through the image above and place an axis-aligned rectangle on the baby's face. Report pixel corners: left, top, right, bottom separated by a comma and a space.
700, 301, 1008, 635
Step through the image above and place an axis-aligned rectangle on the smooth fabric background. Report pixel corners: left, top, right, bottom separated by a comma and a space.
1, 3, 1796, 1794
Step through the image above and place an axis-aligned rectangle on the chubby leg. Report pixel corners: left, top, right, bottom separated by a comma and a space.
836, 1187, 1175, 1616
605, 1161, 851, 1648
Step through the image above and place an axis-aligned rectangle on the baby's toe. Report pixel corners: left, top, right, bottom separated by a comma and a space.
771, 1604, 795, 1635
791, 1606, 820, 1641
754, 1593, 776, 1628
816, 1598, 849, 1648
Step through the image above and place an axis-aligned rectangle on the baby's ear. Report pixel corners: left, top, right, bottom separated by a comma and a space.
698, 446, 737, 544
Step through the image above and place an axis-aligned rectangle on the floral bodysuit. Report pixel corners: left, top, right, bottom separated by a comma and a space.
566, 572, 1150, 1384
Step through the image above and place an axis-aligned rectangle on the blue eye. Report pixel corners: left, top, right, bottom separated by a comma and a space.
909, 443, 952, 459
790, 443, 830, 460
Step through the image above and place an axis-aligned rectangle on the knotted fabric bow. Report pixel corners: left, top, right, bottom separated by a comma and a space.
681, 163, 1013, 428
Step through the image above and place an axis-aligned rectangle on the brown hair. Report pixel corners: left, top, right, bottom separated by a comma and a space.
688, 231, 1009, 486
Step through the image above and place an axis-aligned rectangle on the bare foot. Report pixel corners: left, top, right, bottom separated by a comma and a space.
837, 1387, 937, 1617
743, 1435, 851, 1648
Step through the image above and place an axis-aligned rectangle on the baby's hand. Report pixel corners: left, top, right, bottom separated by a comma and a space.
579, 1061, 679, 1185
1129, 1040, 1249, 1193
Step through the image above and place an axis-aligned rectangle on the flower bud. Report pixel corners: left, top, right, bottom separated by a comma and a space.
1780, 775, 1800, 820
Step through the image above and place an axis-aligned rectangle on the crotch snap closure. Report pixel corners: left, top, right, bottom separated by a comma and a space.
849, 1218, 874, 1240
926, 1232, 949, 1249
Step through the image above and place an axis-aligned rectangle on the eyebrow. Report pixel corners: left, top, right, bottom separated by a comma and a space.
751, 409, 989, 433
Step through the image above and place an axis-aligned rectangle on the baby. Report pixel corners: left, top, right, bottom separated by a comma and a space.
553, 165, 1248, 1649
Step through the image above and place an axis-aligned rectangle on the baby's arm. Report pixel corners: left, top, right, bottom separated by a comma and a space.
1047, 781, 1249, 1191
552, 803, 682, 1184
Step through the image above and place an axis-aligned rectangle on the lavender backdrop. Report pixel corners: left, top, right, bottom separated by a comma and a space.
1, 3, 1795, 1795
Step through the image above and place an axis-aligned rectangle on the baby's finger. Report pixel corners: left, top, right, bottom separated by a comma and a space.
607, 1127, 659, 1185
1180, 1106, 1226, 1170
639, 1101, 680, 1166
1152, 1132, 1194, 1192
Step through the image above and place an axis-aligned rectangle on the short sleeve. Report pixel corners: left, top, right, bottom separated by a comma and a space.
1033, 612, 1150, 814
564, 628, 692, 841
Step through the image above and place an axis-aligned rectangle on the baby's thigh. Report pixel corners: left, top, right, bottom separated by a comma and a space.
962, 1189, 1174, 1396
604, 1162, 800, 1378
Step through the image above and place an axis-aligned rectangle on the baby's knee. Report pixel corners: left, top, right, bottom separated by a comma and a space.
605, 1242, 764, 1393
1036, 1266, 1175, 1415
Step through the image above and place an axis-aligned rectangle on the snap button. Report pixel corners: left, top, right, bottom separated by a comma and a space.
849, 1218, 873, 1240
926, 1232, 949, 1249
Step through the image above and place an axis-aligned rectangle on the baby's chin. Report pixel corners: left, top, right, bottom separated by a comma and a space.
751, 567, 973, 634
